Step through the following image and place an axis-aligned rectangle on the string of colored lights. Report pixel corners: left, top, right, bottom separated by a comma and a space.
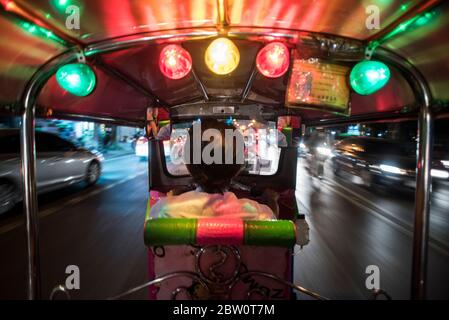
367, 8, 438, 51
18, 20, 66, 45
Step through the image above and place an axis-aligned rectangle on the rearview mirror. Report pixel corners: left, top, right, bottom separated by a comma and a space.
277, 116, 301, 147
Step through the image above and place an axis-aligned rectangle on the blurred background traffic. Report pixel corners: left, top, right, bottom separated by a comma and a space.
1, 116, 448, 299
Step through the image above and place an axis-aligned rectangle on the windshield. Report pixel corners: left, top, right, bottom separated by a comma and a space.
164, 120, 281, 176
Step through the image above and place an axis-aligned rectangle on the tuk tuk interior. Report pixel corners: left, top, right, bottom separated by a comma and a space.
0, 0, 448, 300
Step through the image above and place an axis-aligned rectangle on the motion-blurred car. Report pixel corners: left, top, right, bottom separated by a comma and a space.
298, 139, 308, 158
0, 129, 103, 215
135, 136, 149, 159
135, 134, 172, 160
331, 137, 449, 189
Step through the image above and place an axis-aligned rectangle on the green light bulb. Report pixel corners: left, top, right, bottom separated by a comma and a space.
51, 0, 71, 12
56, 63, 96, 97
350, 60, 390, 95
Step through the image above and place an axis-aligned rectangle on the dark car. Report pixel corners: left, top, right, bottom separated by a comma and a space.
331, 137, 449, 189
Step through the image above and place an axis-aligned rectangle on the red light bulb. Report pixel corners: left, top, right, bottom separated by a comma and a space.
256, 42, 290, 78
159, 44, 192, 80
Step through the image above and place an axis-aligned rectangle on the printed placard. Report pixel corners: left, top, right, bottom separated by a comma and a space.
286, 59, 350, 114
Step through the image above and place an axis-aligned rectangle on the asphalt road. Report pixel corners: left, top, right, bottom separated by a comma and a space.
294, 158, 449, 300
0, 155, 448, 299
0, 154, 150, 299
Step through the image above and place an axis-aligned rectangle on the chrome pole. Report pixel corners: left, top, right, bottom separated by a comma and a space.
375, 48, 433, 300
412, 89, 433, 300
20, 50, 78, 300
20, 87, 40, 300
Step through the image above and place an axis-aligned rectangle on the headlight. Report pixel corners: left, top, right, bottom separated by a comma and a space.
316, 146, 331, 157
299, 142, 306, 149
379, 164, 407, 175
431, 169, 449, 179
441, 160, 449, 168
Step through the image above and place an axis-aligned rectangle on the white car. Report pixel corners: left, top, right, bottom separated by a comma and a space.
135, 136, 149, 159
135, 137, 172, 160
0, 129, 103, 215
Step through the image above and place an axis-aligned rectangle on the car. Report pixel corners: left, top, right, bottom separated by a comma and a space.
135, 136, 149, 160
0, 129, 103, 215
135, 135, 172, 161
298, 139, 308, 158
331, 137, 449, 189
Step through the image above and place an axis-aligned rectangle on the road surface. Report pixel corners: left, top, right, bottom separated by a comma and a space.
0, 155, 448, 299
294, 158, 449, 299
0, 154, 149, 299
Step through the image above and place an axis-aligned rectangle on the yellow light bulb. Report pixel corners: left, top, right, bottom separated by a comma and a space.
205, 38, 240, 75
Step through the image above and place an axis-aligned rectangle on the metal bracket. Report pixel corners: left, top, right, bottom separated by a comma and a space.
108, 269, 328, 300
371, 288, 392, 300
364, 41, 380, 60
49, 285, 71, 300
75, 50, 86, 64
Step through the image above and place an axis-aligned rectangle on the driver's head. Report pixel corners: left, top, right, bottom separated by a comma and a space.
184, 118, 244, 193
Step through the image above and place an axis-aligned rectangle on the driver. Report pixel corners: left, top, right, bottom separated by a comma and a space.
149, 119, 276, 220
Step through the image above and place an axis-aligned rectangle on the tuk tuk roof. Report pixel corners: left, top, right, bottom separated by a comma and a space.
0, 0, 448, 125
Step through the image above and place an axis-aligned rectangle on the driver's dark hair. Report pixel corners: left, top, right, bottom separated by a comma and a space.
184, 118, 244, 194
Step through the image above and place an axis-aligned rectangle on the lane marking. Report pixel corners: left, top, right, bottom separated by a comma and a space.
320, 179, 449, 257
104, 154, 136, 163
320, 181, 412, 236
0, 171, 146, 235
325, 178, 413, 229
324, 178, 449, 249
